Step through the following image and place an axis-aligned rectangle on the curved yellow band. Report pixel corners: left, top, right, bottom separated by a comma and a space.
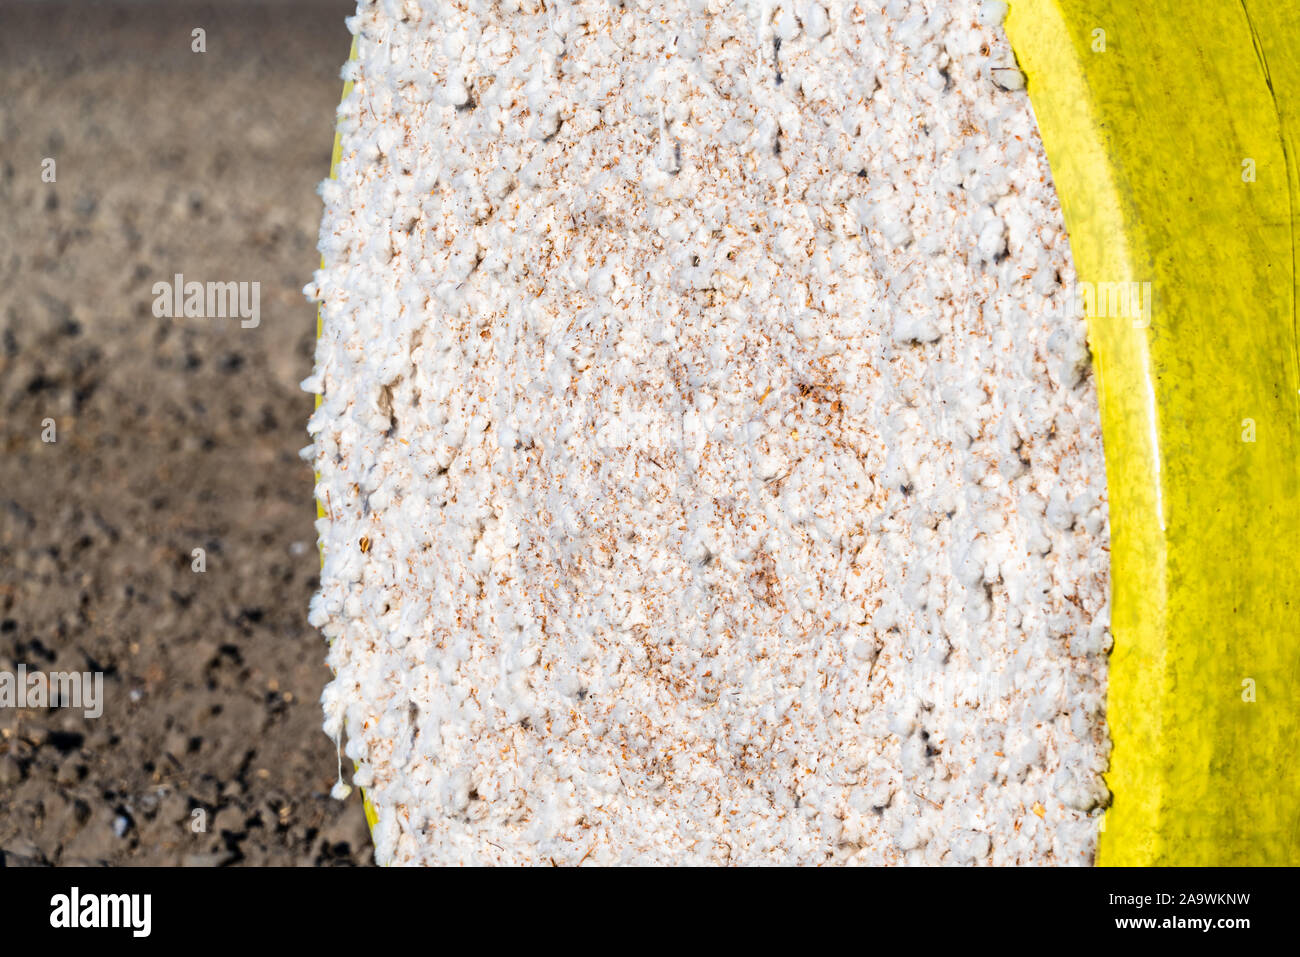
1007, 1, 1300, 865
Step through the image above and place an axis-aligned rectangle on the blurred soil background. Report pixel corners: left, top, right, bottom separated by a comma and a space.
0, 0, 373, 865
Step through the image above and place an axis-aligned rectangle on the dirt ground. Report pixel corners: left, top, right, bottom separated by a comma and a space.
0, 0, 374, 865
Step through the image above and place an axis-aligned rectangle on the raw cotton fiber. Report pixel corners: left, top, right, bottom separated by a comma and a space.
304, 0, 1111, 865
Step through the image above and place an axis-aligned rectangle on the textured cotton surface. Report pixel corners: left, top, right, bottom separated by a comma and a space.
305, 0, 1110, 865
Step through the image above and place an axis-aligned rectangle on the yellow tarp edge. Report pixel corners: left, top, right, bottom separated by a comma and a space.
1007, 1, 1300, 864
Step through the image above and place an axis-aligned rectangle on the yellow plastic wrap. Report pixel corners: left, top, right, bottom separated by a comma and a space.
1007, 1, 1300, 864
